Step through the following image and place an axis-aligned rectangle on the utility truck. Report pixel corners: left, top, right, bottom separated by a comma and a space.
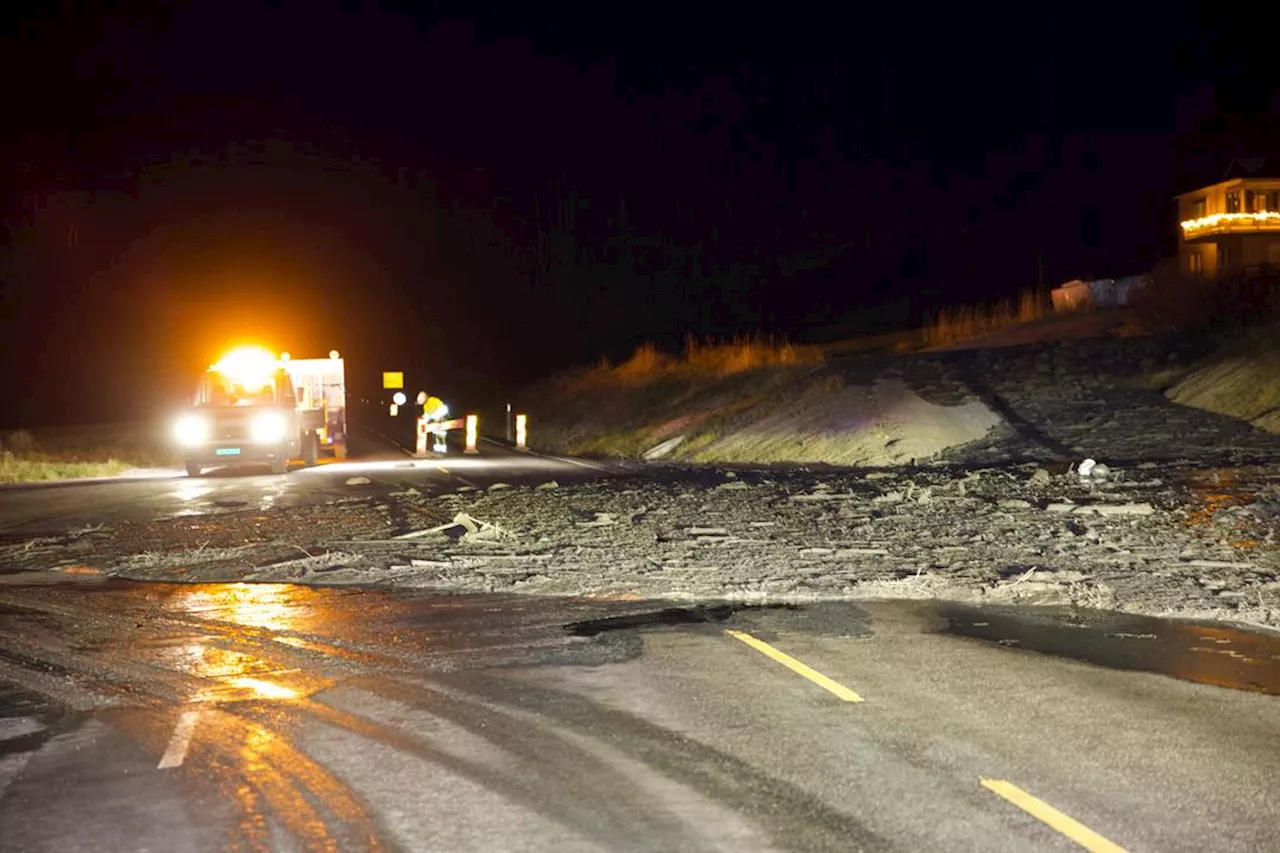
174, 346, 347, 476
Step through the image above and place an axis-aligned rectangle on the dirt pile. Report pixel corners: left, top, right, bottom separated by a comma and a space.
527, 336, 1280, 470
528, 364, 1003, 468
1166, 350, 1280, 436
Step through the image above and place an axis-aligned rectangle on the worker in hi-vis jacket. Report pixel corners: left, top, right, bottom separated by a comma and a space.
419, 394, 449, 452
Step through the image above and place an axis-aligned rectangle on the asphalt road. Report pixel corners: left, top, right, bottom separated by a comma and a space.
0, 427, 622, 537
2, 426, 1280, 851
1, 580, 1279, 852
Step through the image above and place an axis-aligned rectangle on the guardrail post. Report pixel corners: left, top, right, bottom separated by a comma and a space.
465, 415, 479, 454
515, 414, 527, 450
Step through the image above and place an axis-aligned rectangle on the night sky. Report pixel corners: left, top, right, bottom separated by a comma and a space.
2, 2, 1276, 428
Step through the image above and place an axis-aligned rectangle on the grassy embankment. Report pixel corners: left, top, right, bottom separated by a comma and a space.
1129, 266, 1280, 434
522, 316, 1008, 466
0, 424, 178, 484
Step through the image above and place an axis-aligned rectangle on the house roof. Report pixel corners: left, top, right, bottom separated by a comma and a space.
1175, 157, 1280, 198
1221, 157, 1280, 180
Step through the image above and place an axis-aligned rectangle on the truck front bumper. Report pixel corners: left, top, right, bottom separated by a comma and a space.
184, 442, 288, 467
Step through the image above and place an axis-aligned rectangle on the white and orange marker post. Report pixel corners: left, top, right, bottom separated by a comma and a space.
415, 417, 429, 458
515, 414, 528, 450
465, 415, 479, 454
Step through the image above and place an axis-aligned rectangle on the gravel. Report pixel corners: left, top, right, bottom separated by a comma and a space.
4, 460, 1276, 630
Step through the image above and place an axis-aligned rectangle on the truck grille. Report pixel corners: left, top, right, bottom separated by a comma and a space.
216, 421, 249, 441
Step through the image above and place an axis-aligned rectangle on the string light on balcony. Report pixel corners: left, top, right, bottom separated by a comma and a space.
1180, 211, 1280, 235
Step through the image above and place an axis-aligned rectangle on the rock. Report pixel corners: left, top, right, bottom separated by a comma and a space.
643, 436, 685, 460
1090, 463, 1111, 480
344, 477, 372, 486
1045, 502, 1077, 513
391, 487, 422, 497
999, 499, 1033, 509
536, 481, 560, 490
1073, 503, 1155, 517
1028, 469, 1051, 487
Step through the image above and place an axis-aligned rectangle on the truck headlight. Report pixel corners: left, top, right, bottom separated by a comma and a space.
175, 415, 210, 446
251, 412, 287, 443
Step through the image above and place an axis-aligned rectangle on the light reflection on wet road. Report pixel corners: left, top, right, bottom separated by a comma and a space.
0, 582, 1279, 851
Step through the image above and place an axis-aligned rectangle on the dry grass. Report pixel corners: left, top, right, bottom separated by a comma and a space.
0, 453, 133, 484
0, 424, 177, 484
575, 334, 824, 389
682, 334, 821, 374
921, 289, 1050, 348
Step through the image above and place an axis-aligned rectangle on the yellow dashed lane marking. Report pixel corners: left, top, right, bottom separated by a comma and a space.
981, 779, 1129, 853
725, 630, 863, 702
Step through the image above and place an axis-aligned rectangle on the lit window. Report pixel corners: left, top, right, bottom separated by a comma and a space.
1191, 197, 1206, 218
1188, 252, 1203, 276
1226, 191, 1241, 213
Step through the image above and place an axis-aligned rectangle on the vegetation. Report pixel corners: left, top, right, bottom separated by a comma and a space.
1128, 261, 1280, 338
570, 334, 825, 390
0, 453, 133, 484
0, 425, 176, 484
920, 288, 1051, 348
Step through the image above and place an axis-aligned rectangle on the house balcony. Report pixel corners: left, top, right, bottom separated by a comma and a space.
1180, 211, 1280, 240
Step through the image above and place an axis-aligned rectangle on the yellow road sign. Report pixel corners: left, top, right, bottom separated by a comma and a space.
382, 371, 404, 390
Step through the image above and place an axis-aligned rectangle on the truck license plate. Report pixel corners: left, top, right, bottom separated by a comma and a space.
215, 447, 242, 456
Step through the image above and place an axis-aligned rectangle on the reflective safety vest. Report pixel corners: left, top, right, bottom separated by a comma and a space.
422, 396, 447, 421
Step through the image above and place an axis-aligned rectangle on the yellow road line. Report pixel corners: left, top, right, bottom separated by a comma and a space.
981, 779, 1129, 853
724, 630, 863, 702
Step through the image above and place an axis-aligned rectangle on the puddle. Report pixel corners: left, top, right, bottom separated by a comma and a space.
1179, 466, 1280, 549
566, 604, 789, 637
935, 602, 1280, 697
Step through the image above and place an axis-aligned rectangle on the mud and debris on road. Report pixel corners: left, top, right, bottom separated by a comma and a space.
2, 458, 1278, 631
3, 338, 1280, 630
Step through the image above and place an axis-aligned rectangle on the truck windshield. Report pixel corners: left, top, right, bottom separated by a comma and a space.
195, 371, 279, 407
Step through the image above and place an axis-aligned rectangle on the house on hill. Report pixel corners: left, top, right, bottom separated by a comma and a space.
1175, 157, 1280, 279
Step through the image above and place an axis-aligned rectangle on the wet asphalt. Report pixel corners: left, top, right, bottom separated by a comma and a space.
0, 579, 1278, 852
0, 431, 624, 537
2, 432, 1280, 851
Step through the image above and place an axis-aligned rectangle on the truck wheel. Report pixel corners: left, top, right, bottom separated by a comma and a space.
269, 455, 288, 475
185, 462, 202, 477
303, 432, 319, 467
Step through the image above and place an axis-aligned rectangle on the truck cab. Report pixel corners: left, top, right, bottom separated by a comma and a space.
175, 347, 346, 477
